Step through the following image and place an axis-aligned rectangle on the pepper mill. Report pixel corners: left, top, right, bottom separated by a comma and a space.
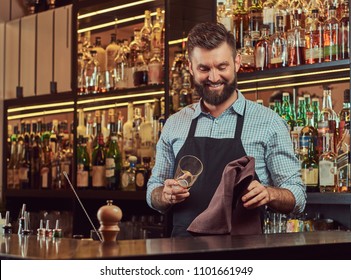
97, 200, 123, 242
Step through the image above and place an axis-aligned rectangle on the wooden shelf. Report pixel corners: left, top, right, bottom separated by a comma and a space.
307, 193, 351, 205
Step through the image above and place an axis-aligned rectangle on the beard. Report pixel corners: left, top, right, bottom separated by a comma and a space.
194, 77, 237, 106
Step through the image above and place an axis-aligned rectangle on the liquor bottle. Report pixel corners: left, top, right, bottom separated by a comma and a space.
305, 9, 324, 64
323, 5, 340, 62
114, 42, 128, 89
120, 155, 137, 191
105, 33, 119, 91
77, 135, 90, 189
135, 157, 151, 191
105, 113, 122, 190
319, 132, 337, 192
19, 122, 32, 189
170, 72, 181, 112
217, 1, 232, 32
281, 92, 295, 131
269, 15, 288, 69
77, 52, 86, 95
92, 132, 106, 189
311, 97, 320, 129
52, 136, 64, 189
262, 0, 276, 35
153, 98, 161, 144
179, 72, 193, 109
304, 93, 313, 116
101, 110, 109, 144
255, 26, 270, 71
40, 124, 52, 190
140, 10, 153, 63
239, 31, 255, 72
295, 96, 306, 130
123, 102, 134, 162
248, 0, 263, 46
299, 112, 318, 161
339, 4, 349, 60
7, 129, 18, 189
85, 112, 94, 163
92, 36, 107, 92
287, 10, 306, 66
273, 99, 282, 116
148, 47, 163, 85
133, 51, 148, 86
77, 108, 86, 138
233, 0, 249, 50
139, 103, 154, 159
338, 89, 350, 142
85, 49, 99, 94
301, 138, 319, 192
133, 107, 143, 160
289, 0, 306, 28
152, 8, 162, 51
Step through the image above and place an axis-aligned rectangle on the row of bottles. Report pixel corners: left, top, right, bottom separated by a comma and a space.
217, 0, 349, 72
259, 87, 350, 193
6, 119, 73, 190
77, 8, 165, 94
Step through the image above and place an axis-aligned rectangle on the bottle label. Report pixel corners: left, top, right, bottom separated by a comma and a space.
255, 46, 266, 68
136, 172, 145, 188
41, 167, 49, 188
148, 63, 162, 85
319, 160, 336, 185
77, 164, 88, 188
299, 135, 312, 149
13, 169, 19, 185
105, 158, 116, 178
121, 172, 130, 189
301, 167, 318, 185
19, 167, 29, 181
7, 169, 14, 186
92, 166, 105, 187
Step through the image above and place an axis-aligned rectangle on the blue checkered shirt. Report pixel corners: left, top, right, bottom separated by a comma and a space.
146, 90, 306, 214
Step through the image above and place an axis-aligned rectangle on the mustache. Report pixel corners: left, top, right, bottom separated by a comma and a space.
204, 80, 227, 87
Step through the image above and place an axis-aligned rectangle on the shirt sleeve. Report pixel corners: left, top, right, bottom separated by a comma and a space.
266, 116, 307, 214
146, 116, 176, 211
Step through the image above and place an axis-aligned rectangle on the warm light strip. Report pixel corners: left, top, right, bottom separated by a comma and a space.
78, 12, 157, 33
240, 77, 350, 93
77, 90, 164, 105
83, 99, 155, 112
238, 68, 349, 85
8, 108, 74, 121
78, 0, 155, 19
7, 101, 74, 113
168, 38, 187, 45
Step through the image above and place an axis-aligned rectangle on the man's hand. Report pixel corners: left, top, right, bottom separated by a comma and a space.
241, 180, 270, 209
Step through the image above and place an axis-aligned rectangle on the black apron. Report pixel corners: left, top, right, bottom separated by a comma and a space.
171, 102, 260, 237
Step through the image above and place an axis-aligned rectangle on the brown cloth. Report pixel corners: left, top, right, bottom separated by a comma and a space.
187, 156, 262, 235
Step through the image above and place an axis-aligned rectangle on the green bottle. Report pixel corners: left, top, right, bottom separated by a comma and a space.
77, 135, 90, 189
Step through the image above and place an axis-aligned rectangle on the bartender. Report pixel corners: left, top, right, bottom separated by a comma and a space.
146, 22, 306, 237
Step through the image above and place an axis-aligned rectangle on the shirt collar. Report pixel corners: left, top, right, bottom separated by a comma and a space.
192, 89, 246, 118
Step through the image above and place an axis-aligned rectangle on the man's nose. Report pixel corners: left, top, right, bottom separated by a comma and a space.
208, 69, 220, 82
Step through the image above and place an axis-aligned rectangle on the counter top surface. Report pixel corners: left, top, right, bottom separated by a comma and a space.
1, 231, 351, 260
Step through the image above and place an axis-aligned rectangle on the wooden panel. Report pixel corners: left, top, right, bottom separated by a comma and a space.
20, 14, 36, 97
0, 0, 10, 22
0, 23, 5, 100
36, 9, 54, 95
4, 19, 20, 100
54, 5, 72, 93
10, 0, 27, 20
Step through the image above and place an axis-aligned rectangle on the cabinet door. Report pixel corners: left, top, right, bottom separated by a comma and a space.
4, 19, 20, 100
37, 9, 54, 95
20, 14, 36, 97
54, 5, 72, 93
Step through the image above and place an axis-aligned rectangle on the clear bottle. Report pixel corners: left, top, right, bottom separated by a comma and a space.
233, 0, 249, 50
85, 49, 99, 94
105, 33, 119, 91
339, 3, 349, 60
77, 52, 86, 95
305, 9, 324, 64
120, 155, 137, 191
239, 31, 255, 72
92, 36, 107, 92
287, 10, 306, 66
152, 8, 163, 51
123, 102, 134, 162
269, 15, 288, 69
140, 10, 153, 63
170, 72, 181, 112
217, 1, 233, 32
139, 103, 154, 160
133, 51, 148, 87
255, 26, 270, 71
262, 0, 276, 35
248, 0, 263, 46
301, 138, 319, 192
77, 108, 86, 139
319, 132, 337, 192
148, 47, 163, 85
323, 5, 340, 62
114, 42, 129, 89
77, 135, 90, 190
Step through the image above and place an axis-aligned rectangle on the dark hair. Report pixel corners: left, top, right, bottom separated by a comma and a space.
187, 22, 236, 59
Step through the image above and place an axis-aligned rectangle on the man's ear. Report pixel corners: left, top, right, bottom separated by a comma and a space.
188, 60, 194, 76
234, 54, 241, 73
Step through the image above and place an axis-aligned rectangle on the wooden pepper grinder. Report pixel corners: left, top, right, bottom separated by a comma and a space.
97, 200, 122, 242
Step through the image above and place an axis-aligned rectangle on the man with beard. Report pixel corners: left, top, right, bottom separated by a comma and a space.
146, 22, 306, 237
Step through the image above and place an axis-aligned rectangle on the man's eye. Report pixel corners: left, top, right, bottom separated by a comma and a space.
199, 67, 209, 72
219, 66, 227, 71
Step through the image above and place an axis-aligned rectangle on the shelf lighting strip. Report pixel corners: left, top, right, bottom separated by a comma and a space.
83, 99, 156, 112
77, 90, 164, 105
78, 11, 157, 33
7, 101, 74, 113
169, 38, 187, 45
77, 0, 156, 19
8, 108, 74, 121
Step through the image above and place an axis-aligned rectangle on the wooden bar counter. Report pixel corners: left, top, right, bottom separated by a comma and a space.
1, 231, 351, 260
